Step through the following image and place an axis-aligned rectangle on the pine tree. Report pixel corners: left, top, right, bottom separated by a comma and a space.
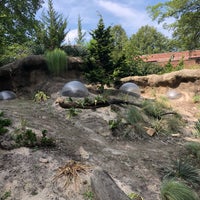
76, 15, 86, 45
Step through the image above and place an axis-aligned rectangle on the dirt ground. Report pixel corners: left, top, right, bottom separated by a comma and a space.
0, 80, 200, 200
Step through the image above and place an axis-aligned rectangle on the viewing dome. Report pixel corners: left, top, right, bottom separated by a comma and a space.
0, 90, 16, 100
166, 89, 182, 99
119, 82, 140, 97
61, 81, 89, 97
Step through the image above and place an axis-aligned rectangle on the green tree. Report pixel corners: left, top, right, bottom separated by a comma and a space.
110, 25, 128, 61
130, 25, 173, 55
37, 0, 68, 50
84, 16, 114, 90
75, 15, 86, 45
147, 0, 200, 50
0, 0, 43, 44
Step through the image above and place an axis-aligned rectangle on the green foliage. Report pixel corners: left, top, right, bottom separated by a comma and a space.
193, 94, 200, 104
160, 179, 199, 200
130, 25, 173, 55
36, 0, 68, 51
128, 192, 143, 200
185, 142, 200, 161
126, 106, 143, 125
45, 48, 67, 76
76, 15, 86, 45
194, 119, 200, 137
164, 160, 200, 187
147, 0, 200, 50
108, 119, 121, 130
40, 129, 55, 147
84, 16, 115, 88
34, 91, 50, 102
0, 112, 11, 135
83, 190, 94, 200
142, 99, 165, 119
0, 43, 32, 66
62, 45, 88, 57
67, 108, 81, 119
0, 191, 11, 200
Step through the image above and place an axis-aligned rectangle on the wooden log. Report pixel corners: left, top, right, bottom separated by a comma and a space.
90, 168, 130, 200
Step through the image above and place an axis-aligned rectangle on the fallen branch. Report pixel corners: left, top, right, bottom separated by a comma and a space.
56, 98, 142, 109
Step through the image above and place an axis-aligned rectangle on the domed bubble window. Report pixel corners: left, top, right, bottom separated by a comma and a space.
119, 82, 140, 97
166, 89, 182, 99
0, 90, 16, 100
61, 81, 89, 97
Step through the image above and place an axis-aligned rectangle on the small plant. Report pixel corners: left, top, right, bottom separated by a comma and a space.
83, 190, 94, 200
164, 160, 200, 187
194, 119, 200, 137
128, 192, 143, 200
193, 94, 200, 103
40, 130, 55, 147
185, 142, 200, 161
0, 190, 11, 200
67, 107, 81, 119
0, 111, 12, 135
34, 91, 49, 102
53, 160, 91, 189
126, 106, 143, 124
160, 179, 199, 200
108, 119, 121, 130
45, 48, 67, 76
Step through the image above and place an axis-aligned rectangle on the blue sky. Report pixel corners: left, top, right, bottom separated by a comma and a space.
37, 0, 171, 44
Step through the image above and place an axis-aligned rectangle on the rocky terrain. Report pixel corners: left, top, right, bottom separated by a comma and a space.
0, 57, 200, 200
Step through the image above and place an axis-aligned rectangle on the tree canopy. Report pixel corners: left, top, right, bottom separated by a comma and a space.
130, 25, 173, 55
37, 0, 68, 50
147, 0, 200, 50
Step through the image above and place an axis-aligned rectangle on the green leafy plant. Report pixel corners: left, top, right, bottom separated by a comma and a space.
40, 130, 55, 147
160, 179, 199, 200
45, 48, 67, 76
0, 111, 12, 135
108, 119, 121, 130
83, 190, 94, 200
34, 91, 49, 102
185, 142, 200, 161
0, 190, 11, 200
164, 160, 200, 187
67, 107, 81, 119
194, 119, 200, 137
128, 192, 143, 200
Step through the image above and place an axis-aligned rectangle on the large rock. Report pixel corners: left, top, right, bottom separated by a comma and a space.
121, 69, 200, 87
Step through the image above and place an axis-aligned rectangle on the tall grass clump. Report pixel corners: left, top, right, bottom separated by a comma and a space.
160, 179, 199, 200
45, 48, 67, 76
185, 142, 200, 161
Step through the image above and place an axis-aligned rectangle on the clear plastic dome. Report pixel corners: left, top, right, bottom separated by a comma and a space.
119, 82, 140, 97
0, 90, 16, 100
166, 89, 182, 99
61, 81, 89, 97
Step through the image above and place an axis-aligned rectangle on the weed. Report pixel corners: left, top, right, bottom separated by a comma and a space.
160, 179, 199, 200
128, 192, 143, 200
164, 160, 200, 187
185, 142, 200, 161
67, 107, 81, 119
53, 160, 91, 189
40, 130, 55, 147
126, 106, 143, 124
0, 191, 11, 200
45, 48, 67, 76
108, 119, 121, 130
193, 94, 200, 103
0, 111, 11, 135
83, 190, 94, 200
194, 119, 200, 137
34, 91, 49, 102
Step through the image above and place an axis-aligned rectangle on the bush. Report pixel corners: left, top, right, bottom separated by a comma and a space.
45, 48, 67, 76
160, 179, 199, 200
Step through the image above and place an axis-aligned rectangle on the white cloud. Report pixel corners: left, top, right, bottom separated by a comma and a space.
64, 29, 78, 44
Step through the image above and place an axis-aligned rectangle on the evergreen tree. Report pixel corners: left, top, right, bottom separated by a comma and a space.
84, 16, 114, 90
76, 15, 86, 45
37, 0, 68, 50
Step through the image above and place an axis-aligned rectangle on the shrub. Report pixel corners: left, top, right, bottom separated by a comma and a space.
164, 160, 200, 187
160, 179, 199, 200
0, 112, 11, 135
45, 48, 67, 76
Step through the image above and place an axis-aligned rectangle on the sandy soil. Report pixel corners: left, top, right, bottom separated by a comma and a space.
0, 81, 200, 200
